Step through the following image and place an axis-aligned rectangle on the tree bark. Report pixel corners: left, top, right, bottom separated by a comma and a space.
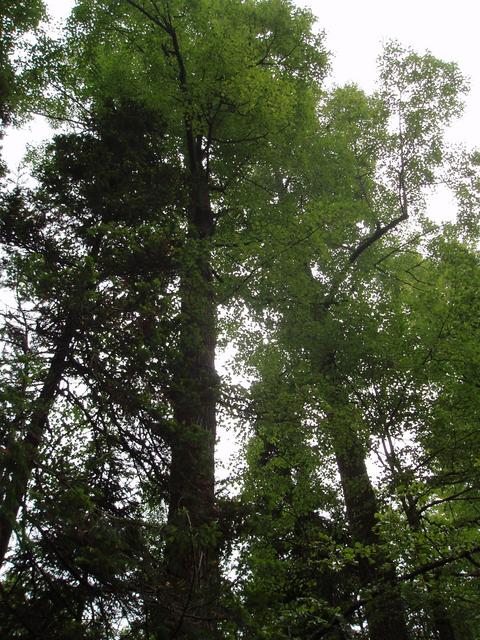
399, 488, 457, 640
161, 165, 220, 638
0, 315, 75, 568
430, 594, 456, 640
330, 419, 410, 640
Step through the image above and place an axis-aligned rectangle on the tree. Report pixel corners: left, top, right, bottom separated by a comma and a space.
2, 1, 328, 637
2, 4, 480, 639
230, 43, 475, 639
0, 99, 180, 636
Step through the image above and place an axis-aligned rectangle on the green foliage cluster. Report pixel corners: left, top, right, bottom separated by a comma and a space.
0, 0, 45, 175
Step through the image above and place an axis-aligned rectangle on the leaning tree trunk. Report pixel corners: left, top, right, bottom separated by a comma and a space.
0, 243, 100, 572
430, 592, 457, 640
397, 482, 457, 640
161, 161, 220, 638
329, 415, 410, 640
0, 315, 75, 568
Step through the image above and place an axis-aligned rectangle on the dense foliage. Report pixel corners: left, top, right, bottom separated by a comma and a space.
1, 2, 480, 639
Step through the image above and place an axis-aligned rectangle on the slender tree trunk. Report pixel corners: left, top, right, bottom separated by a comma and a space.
162, 165, 220, 638
0, 316, 75, 568
400, 492, 457, 640
430, 594, 456, 640
330, 420, 410, 640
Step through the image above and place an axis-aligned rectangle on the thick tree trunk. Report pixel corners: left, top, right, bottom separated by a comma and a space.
0, 316, 75, 568
161, 169, 220, 638
331, 421, 410, 640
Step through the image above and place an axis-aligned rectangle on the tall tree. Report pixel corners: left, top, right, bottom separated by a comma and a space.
3, 0, 328, 636
0, 98, 180, 637
231, 43, 470, 639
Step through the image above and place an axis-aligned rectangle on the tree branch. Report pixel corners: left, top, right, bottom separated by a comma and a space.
349, 210, 408, 264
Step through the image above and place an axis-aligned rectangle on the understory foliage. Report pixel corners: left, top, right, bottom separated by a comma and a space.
1, 2, 480, 639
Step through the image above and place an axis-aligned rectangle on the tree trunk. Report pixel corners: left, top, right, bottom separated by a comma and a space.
430, 594, 456, 640
0, 316, 75, 568
161, 167, 220, 638
331, 420, 410, 640
400, 492, 457, 640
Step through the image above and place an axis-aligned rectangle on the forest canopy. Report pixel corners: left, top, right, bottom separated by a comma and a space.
1, 1, 480, 639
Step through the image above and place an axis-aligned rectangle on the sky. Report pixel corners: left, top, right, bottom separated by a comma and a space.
301, 0, 480, 147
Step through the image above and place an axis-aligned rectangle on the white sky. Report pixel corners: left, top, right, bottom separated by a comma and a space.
301, 0, 480, 147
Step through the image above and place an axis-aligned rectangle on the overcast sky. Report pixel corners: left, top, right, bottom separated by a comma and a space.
5, 0, 479, 172
302, 0, 480, 146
